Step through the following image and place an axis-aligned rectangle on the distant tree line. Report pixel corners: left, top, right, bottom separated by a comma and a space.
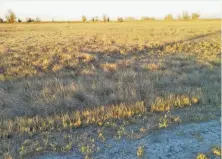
0, 10, 203, 24
0, 10, 42, 23
165, 12, 200, 21
81, 15, 110, 22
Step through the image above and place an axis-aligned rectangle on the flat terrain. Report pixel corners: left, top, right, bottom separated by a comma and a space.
0, 20, 221, 158
35, 120, 221, 159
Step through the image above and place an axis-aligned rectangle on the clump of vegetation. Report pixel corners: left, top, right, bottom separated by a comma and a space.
100, 62, 118, 72
102, 15, 109, 22
195, 146, 221, 159
181, 11, 191, 20
211, 146, 221, 157
0, 18, 3, 23
164, 14, 174, 20
0, 101, 146, 137
158, 113, 181, 128
117, 17, 123, 22
35, 17, 41, 22
192, 13, 200, 20
137, 145, 144, 158
26, 18, 35, 22
126, 17, 136, 21
143, 63, 160, 71
95, 16, 99, 21
5, 10, 16, 23
158, 114, 169, 128
141, 16, 155, 20
196, 153, 209, 159
151, 94, 199, 112
82, 15, 87, 22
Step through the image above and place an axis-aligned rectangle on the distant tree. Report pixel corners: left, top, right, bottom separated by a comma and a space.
164, 14, 173, 20
177, 15, 181, 20
26, 18, 34, 23
191, 13, 200, 20
102, 15, 107, 22
107, 17, 110, 22
95, 16, 99, 21
91, 17, 95, 22
0, 18, 4, 23
35, 17, 41, 22
181, 11, 190, 20
18, 19, 22, 23
5, 10, 16, 23
126, 16, 136, 21
82, 15, 87, 22
117, 17, 123, 22
141, 16, 155, 20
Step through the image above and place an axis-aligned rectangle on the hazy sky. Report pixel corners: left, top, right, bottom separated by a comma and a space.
0, 1, 221, 21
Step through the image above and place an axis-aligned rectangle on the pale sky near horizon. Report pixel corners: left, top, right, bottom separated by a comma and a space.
0, 1, 221, 21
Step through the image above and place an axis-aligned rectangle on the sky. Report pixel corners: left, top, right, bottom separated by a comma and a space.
0, 1, 221, 21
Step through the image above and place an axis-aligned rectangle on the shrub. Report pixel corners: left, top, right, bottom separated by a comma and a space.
191, 13, 200, 20
181, 11, 191, 20
0, 18, 3, 23
5, 10, 16, 23
117, 17, 123, 22
126, 17, 136, 21
102, 15, 107, 22
164, 14, 173, 20
35, 17, 41, 22
82, 16, 87, 22
91, 17, 95, 22
107, 17, 110, 22
141, 16, 155, 20
26, 18, 34, 23
95, 16, 99, 21
18, 19, 22, 23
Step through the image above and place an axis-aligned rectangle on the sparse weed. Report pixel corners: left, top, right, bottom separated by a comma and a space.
137, 145, 145, 158
211, 146, 221, 157
159, 114, 169, 128
196, 153, 209, 159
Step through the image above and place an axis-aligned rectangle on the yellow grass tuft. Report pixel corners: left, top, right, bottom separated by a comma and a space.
212, 147, 221, 157
0, 101, 146, 137
151, 94, 199, 112
144, 63, 159, 71
196, 153, 209, 159
137, 145, 144, 158
100, 63, 118, 72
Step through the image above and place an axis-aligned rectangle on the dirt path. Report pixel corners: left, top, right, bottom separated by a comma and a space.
33, 120, 221, 159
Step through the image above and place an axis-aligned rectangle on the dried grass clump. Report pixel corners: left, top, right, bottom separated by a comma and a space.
100, 63, 118, 72
0, 101, 145, 138
143, 63, 160, 71
151, 94, 199, 112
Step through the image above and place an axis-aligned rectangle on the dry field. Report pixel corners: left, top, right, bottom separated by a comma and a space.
0, 20, 221, 158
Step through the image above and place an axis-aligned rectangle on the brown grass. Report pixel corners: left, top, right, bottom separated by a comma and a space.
0, 20, 220, 158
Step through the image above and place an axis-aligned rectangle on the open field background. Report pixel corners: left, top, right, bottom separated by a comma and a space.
0, 20, 221, 158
